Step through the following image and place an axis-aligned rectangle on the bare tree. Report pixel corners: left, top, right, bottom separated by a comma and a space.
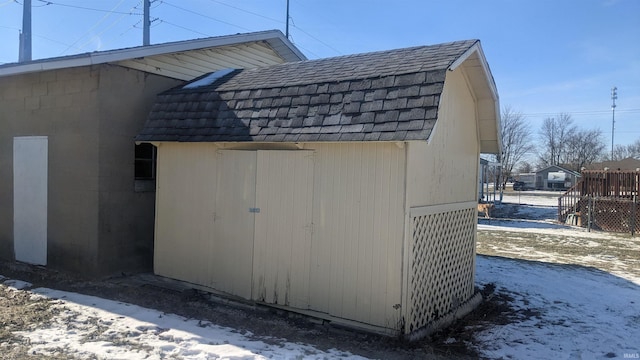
564, 128, 606, 171
537, 113, 576, 166
498, 106, 534, 186
611, 138, 640, 160
516, 162, 534, 173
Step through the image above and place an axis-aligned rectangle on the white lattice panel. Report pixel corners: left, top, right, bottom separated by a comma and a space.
407, 206, 476, 333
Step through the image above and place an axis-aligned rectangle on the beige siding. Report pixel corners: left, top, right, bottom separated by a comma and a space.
154, 143, 219, 286
406, 67, 480, 207
308, 143, 405, 327
154, 142, 406, 329
211, 150, 257, 298
253, 150, 314, 308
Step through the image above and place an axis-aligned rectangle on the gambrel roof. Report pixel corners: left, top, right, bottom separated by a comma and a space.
137, 39, 500, 151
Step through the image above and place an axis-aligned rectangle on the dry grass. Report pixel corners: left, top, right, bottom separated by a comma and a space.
0, 284, 83, 359
477, 228, 640, 282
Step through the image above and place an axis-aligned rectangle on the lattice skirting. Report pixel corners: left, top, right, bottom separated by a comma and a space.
406, 202, 477, 334
578, 198, 640, 233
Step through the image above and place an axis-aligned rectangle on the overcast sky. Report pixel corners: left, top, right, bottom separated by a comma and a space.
1, 0, 638, 147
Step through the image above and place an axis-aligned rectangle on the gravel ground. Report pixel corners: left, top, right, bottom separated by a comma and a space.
0, 261, 487, 359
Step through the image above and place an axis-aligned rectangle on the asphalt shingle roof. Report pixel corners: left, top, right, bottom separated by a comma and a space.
136, 39, 478, 143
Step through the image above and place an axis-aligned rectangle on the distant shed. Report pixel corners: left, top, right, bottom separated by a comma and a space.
137, 40, 502, 337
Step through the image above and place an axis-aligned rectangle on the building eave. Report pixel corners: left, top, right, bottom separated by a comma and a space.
0, 30, 306, 80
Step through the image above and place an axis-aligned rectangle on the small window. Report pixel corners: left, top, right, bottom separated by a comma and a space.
135, 143, 156, 192
135, 143, 156, 179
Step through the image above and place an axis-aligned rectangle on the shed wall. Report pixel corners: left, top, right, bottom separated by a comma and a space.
406, 67, 479, 206
403, 67, 480, 333
153, 142, 406, 329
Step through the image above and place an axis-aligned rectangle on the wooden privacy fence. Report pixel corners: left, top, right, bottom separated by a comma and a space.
558, 170, 640, 235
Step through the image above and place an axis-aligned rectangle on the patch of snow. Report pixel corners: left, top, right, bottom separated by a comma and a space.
3, 279, 32, 290
501, 191, 560, 207
16, 287, 367, 360
475, 255, 640, 359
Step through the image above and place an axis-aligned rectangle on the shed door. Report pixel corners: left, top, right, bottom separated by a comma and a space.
252, 150, 314, 308
13, 136, 48, 265
211, 150, 257, 299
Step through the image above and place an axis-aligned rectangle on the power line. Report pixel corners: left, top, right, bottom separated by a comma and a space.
35, 0, 143, 15
58, 0, 129, 55
205, 0, 342, 56
158, 1, 252, 32
207, 0, 282, 24
522, 109, 640, 118
157, 19, 211, 37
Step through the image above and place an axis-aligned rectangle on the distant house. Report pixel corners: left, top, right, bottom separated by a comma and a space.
583, 157, 640, 171
535, 165, 581, 190
0, 30, 304, 276
137, 40, 501, 337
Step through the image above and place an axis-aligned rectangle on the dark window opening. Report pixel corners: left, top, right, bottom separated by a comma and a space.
135, 143, 156, 180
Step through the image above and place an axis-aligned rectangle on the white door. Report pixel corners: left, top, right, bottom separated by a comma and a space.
252, 150, 314, 308
13, 136, 48, 265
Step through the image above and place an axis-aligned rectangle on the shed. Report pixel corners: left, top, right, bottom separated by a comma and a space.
137, 40, 501, 337
0, 30, 304, 276
535, 165, 581, 190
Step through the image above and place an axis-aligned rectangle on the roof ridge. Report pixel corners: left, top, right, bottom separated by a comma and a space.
173, 39, 478, 92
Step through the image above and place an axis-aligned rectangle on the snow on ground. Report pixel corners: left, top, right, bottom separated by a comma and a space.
1, 190, 638, 359
474, 255, 640, 359
12, 285, 366, 360
500, 190, 561, 207
475, 190, 640, 359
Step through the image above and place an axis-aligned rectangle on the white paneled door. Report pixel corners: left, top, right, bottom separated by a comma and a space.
13, 136, 48, 265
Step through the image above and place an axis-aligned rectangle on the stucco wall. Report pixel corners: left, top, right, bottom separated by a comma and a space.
95, 65, 182, 275
0, 64, 182, 275
0, 67, 101, 271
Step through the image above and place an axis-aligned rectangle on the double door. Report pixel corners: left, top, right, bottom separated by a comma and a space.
212, 150, 314, 309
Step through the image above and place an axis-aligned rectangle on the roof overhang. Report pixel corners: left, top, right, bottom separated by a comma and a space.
449, 42, 502, 155
0, 30, 306, 80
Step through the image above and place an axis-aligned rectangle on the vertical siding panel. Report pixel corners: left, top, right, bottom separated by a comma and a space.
212, 150, 256, 299
386, 145, 405, 327
356, 144, 374, 322
154, 143, 217, 286
329, 145, 346, 317
253, 151, 314, 308
376, 146, 391, 326
303, 143, 404, 327
309, 144, 330, 313
292, 152, 314, 307
342, 143, 358, 319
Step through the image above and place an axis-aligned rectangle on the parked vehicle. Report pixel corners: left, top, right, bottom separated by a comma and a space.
513, 181, 526, 191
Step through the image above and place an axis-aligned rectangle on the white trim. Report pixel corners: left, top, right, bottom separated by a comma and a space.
409, 201, 477, 217
0, 30, 305, 78
448, 42, 498, 103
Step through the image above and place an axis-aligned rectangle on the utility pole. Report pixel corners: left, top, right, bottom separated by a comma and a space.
611, 86, 617, 160
143, 0, 150, 46
285, 0, 290, 39
19, 0, 32, 62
